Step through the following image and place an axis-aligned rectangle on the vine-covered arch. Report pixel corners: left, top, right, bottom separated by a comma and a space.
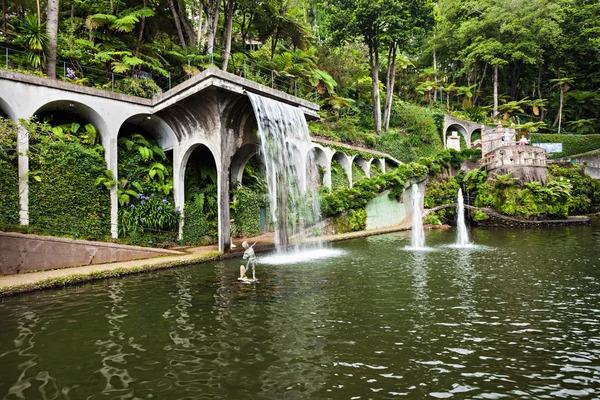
33, 100, 110, 147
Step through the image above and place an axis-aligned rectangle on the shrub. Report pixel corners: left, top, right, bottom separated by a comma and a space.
113, 78, 162, 98
231, 188, 267, 238
182, 202, 217, 245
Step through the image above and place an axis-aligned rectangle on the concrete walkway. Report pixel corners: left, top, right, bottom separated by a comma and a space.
0, 223, 412, 298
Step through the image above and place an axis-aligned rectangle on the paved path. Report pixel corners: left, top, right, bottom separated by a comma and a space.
0, 224, 412, 298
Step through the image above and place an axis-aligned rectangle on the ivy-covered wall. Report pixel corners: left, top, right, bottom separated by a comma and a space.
0, 159, 18, 225
331, 159, 350, 189
182, 202, 217, 245
231, 188, 267, 238
0, 119, 19, 225
29, 140, 111, 239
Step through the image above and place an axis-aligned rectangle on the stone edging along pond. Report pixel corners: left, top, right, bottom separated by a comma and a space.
0, 214, 592, 299
0, 251, 221, 299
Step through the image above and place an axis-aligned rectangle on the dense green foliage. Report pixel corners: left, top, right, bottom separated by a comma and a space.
29, 125, 111, 239
0, 119, 19, 225
321, 162, 428, 216
231, 187, 267, 239
459, 165, 600, 219
330, 159, 350, 189
182, 202, 216, 245
530, 134, 600, 159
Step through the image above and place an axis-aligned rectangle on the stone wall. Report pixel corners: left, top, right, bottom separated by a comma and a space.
482, 145, 548, 183
365, 181, 426, 230
0, 232, 182, 275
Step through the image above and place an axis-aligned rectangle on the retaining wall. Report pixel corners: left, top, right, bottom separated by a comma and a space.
0, 232, 182, 275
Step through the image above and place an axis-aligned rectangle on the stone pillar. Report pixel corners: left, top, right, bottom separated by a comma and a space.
323, 162, 332, 189
217, 163, 231, 253
172, 144, 185, 240
17, 125, 29, 225
106, 137, 119, 238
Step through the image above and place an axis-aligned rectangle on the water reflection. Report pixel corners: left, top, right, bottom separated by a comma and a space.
1, 224, 600, 399
90, 281, 137, 399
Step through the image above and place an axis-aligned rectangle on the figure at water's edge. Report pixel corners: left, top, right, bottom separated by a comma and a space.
240, 241, 257, 281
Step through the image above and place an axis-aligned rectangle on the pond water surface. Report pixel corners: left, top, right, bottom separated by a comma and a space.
1, 223, 600, 399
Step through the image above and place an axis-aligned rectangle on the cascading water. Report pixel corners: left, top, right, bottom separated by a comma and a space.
247, 93, 323, 254
410, 184, 426, 249
455, 188, 471, 247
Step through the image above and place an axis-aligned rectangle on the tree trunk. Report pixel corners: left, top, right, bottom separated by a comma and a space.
196, 1, 204, 48
135, 0, 147, 56
177, 0, 196, 47
45, 0, 59, 79
557, 85, 564, 132
383, 40, 397, 132
493, 65, 498, 121
433, 39, 437, 102
2, 0, 7, 37
168, 0, 187, 49
473, 62, 487, 106
368, 39, 382, 134
221, 0, 236, 71
537, 65, 544, 121
203, 0, 221, 55
36, 0, 40, 26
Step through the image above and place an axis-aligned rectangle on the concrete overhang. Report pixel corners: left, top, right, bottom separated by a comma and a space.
0, 68, 321, 121
153, 68, 320, 120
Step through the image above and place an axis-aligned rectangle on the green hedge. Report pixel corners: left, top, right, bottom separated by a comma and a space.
29, 140, 111, 239
231, 188, 267, 238
182, 201, 217, 245
530, 134, 600, 159
0, 158, 19, 225
331, 159, 350, 189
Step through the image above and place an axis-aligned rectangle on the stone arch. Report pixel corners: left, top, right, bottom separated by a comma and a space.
231, 143, 261, 185
118, 113, 177, 151
178, 141, 220, 194
0, 96, 16, 120
177, 142, 220, 244
352, 155, 370, 181
33, 100, 110, 147
307, 145, 329, 190
369, 158, 385, 176
331, 151, 352, 188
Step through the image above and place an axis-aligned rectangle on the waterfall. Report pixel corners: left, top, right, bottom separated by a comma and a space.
411, 184, 425, 249
247, 93, 322, 253
455, 188, 471, 247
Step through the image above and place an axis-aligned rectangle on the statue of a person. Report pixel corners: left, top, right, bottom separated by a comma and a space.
242, 241, 257, 280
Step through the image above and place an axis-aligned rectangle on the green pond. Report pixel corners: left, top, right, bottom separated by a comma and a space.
1, 223, 600, 399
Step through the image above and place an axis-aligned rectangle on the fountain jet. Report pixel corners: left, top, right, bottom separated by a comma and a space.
455, 188, 471, 248
410, 184, 426, 249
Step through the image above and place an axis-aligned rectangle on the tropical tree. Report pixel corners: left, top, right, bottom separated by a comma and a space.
550, 76, 574, 133
15, 14, 48, 71
45, 0, 59, 78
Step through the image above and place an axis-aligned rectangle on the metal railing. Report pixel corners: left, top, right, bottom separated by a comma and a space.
0, 207, 179, 247
1, 45, 319, 101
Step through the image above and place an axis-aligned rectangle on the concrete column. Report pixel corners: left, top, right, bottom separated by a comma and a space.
217, 163, 231, 253
323, 163, 332, 189
17, 125, 28, 225
105, 137, 119, 238
172, 144, 185, 240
